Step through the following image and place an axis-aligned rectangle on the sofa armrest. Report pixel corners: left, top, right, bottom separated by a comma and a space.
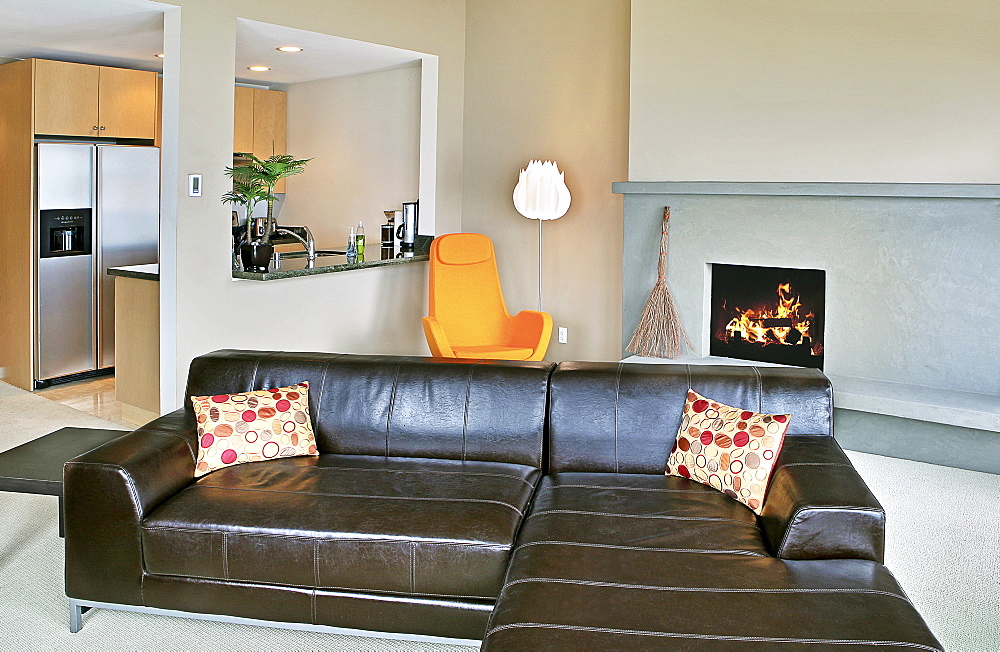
759, 435, 885, 562
64, 408, 197, 605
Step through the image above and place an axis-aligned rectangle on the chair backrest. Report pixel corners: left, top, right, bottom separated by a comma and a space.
186, 350, 554, 468
428, 233, 512, 346
547, 362, 834, 474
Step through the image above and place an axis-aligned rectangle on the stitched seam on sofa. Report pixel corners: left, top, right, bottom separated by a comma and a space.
531, 509, 757, 525
314, 354, 345, 446
409, 541, 415, 594
295, 466, 537, 489
503, 578, 909, 602
551, 484, 717, 493
613, 362, 623, 473
752, 365, 763, 413
482, 623, 941, 650
779, 462, 852, 468
384, 359, 404, 457
313, 539, 319, 589
182, 485, 526, 514
140, 526, 512, 549
311, 588, 316, 625
222, 532, 229, 579
461, 361, 481, 462
145, 429, 196, 462
514, 541, 767, 556
777, 505, 882, 557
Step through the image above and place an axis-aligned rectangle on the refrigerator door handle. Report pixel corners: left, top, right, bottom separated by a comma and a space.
93, 146, 101, 367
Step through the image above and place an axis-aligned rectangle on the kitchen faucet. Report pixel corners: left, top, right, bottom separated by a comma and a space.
272, 226, 317, 268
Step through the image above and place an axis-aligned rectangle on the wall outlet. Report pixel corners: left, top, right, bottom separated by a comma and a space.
557, 327, 568, 344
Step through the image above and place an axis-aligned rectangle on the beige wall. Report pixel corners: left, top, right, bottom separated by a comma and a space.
160, 0, 465, 409
629, 0, 1000, 182
282, 64, 421, 248
462, 0, 631, 362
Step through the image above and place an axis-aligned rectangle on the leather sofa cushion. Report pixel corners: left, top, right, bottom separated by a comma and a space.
184, 350, 553, 468
517, 472, 769, 556
548, 362, 833, 474
482, 472, 942, 651
142, 454, 540, 600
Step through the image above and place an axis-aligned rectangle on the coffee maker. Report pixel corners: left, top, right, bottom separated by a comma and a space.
396, 201, 418, 257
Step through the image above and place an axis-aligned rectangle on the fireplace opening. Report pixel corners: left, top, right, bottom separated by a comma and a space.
710, 264, 826, 369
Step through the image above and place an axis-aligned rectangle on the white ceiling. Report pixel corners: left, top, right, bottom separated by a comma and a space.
0, 0, 168, 71
0, 1, 426, 85
235, 19, 425, 85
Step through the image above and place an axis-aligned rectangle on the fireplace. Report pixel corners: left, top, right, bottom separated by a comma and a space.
710, 264, 826, 369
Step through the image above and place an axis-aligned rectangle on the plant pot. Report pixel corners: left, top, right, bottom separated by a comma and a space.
240, 242, 274, 273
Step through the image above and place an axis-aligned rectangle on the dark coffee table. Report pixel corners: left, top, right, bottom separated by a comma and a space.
0, 427, 129, 536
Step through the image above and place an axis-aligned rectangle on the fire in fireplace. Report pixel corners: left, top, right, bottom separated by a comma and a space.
710, 264, 825, 369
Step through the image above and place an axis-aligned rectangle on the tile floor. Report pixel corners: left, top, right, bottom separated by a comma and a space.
34, 375, 139, 428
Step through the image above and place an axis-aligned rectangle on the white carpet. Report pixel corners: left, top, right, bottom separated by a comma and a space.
1, 380, 997, 651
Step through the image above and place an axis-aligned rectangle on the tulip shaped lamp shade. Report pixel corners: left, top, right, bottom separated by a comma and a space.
513, 160, 570, 310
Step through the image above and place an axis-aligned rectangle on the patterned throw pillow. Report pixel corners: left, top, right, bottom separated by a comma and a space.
665, 389, 790, 514
191, 382, 318, 477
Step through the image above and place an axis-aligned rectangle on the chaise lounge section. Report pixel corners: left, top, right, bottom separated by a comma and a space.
482, 362, 942, 650
63, 351, 942, 649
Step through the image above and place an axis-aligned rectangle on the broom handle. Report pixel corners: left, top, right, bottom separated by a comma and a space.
658, 207, 670, 280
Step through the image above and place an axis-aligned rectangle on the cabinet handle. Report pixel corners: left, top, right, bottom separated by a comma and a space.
93, 126, 98, 130
100, 126, 105, 131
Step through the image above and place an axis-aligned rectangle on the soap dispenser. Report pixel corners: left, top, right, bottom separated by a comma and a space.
346, 226, 358, 263
355, 221, 365, 262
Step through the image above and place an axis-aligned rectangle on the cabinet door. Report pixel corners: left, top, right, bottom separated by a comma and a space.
252, 89, 287, 192
234, 86, 254, 154
33, 59, 99, 137
98, 66, 157, 139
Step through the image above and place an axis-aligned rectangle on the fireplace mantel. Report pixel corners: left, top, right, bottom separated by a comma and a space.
612, 181, 1000, 199
623, 355, 1000, 434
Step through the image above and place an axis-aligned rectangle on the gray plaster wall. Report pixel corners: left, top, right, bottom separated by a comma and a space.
619, 183, 999, 472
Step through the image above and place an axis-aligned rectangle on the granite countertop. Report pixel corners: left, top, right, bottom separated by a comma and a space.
233, 235, 432, 281
233, 253, 428, 281
107, 263, 159, 281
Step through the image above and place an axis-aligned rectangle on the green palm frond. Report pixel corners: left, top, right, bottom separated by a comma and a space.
227, 153, 311, 191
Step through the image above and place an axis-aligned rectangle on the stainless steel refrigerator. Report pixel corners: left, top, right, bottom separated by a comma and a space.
35, 143, 159, 386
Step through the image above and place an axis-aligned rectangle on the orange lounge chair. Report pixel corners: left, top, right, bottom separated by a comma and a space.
423, 233, 552, 361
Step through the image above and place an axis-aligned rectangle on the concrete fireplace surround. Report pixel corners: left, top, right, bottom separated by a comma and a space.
616, 181, 1000, 474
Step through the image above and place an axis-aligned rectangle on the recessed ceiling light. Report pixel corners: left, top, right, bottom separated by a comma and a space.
155, 53, 165, 58
276, 46, 303, 53
247, 66, 270, 72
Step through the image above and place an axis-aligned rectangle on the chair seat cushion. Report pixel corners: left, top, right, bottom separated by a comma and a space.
141, 454, 540, 600
451, 345, 535, 360
482, 472, 943, 651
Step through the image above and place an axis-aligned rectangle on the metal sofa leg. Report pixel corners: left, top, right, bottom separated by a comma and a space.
69, 600, 90, 633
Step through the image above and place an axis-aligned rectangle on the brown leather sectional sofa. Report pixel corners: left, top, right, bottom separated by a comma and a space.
64, 350, 942, 650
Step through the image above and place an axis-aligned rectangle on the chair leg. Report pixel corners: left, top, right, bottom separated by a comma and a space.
69, 600, 90, 633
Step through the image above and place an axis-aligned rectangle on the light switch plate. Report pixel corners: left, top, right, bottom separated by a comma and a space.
188, 174, 203, 197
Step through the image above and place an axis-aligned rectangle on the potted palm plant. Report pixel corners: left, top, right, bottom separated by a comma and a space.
222, 177, 272, 272
224, 153, 311, 272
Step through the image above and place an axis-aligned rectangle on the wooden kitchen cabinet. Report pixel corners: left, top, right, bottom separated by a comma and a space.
233, 87, 288, 191
32, 59, 157, 139
97, 65, 158, 139
233, 86, 255, 153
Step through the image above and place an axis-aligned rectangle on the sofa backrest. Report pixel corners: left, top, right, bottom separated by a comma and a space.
547, 362, 833, 474
185, 350, 554, 468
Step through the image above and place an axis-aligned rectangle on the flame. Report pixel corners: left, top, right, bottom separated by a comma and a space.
721, 283, 820, 356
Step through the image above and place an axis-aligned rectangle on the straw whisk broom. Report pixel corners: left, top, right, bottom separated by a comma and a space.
626, 206, 692, 358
